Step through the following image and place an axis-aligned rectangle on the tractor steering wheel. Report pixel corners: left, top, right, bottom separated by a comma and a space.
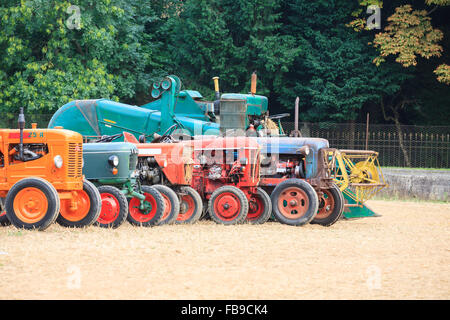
152, 123, 180, 143
95, 133, 123, 143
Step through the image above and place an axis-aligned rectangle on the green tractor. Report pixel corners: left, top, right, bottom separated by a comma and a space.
82, 140, 165, 228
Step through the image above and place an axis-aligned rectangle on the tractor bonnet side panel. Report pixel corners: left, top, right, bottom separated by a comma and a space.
82, 142, 137, 183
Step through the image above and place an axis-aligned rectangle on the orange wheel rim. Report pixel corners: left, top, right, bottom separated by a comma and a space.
177, 194, 195, 221
161, 193, 172, 221
60, 190, 91, 222
316, 189, 335, 219
13, 187, 48, 223
277, 187, 309, 219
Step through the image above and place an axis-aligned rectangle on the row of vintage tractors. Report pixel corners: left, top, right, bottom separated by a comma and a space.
1, 74, 386, 230
0, 112, 333, 230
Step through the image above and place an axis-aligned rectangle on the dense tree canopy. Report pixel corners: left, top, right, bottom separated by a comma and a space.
0, 0, 449, 125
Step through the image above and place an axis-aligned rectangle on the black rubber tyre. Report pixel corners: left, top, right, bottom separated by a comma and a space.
95, 185, 129, 229
311, 184, 345, 227
56, 180, 101, 228
0, 198, 10, 226
153, 185, 180, 225
208, 186, 249, 225
0, 211, 10, 226
176, 186, 203, 224
5, 177, 60, 231
247, 188, 272, 224
127, 185, 165, 227
270, 179, 319, 226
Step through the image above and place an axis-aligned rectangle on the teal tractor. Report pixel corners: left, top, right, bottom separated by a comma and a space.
49, 76, 220, 141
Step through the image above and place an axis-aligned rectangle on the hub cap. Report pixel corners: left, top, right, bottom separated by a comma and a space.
277, 187, 309, 219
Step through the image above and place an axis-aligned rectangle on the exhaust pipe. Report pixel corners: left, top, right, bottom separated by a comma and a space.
250, 72, 257, 95
18, 107, 25, 161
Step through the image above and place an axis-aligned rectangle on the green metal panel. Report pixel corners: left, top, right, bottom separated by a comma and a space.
82, 142, 137, 183
342, 194, 380, 219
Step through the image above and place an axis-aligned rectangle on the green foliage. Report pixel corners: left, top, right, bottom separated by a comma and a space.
0, 0, 161, 114
276, 0, 413, 122
434, 64, 450, 84
372, 5, 444, 67
165, 0, 299, 99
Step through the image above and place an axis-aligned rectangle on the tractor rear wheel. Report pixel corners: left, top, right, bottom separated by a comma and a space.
95, 185, 128, 229
127, 185, 165, 227
176, 187, 203, 224
312, 184, 344, 226
247, 188, 272, 224
57, 180, 101, 228
153, 185, 180, 225
208, 186, 248, 225
270, 179, 318, 226
5, 177, 60, 230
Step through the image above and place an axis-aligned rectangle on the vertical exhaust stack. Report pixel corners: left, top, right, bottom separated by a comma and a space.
250, 72, 257, 96
212, 76, 220, 101
212, 76, 221, 115
18, 107, 26, 161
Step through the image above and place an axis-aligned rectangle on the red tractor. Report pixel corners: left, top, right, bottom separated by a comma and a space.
124, 129, 271, 225
122, 132, 202, 225
184, 136, 271, 225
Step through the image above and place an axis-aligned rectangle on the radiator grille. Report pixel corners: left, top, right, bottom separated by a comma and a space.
68, 143, 83, 178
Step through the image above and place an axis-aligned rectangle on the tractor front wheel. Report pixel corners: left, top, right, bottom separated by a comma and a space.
153, 185, 180, 225
270, 179, 318, 226
176, 187, 203, 224
57, 180, 101, 228
127, 185, 165, 227
0, 208, 10, 226
208, 186, 248, 225
247, 188, 272, 224
95, 185, 129, 229
5, 177, 60, 230
312, 184, 344, 226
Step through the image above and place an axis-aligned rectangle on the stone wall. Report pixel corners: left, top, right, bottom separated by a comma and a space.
376, 168, 450, 201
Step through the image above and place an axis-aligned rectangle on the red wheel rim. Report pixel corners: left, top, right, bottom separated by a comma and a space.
213, 192, 241, 221
247, 194, 264, 221
98, 193, 120, 225
160, 193, 172, 221
129, 192, 158, 223
177, 194, 195, 221
277, 187, 309, 219
316, 189, 335, 219
0, 210, 6, 217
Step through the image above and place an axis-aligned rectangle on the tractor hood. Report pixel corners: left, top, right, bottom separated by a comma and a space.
256, 137, 329, 154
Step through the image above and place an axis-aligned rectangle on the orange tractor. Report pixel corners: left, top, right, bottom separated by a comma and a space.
120, 131, 201, 225
0, 109, 101, 230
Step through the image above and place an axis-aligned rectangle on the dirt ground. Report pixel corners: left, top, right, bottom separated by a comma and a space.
0, 200, 449, 300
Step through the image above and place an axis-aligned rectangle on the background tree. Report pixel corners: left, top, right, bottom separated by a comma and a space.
0, 0, 162, 118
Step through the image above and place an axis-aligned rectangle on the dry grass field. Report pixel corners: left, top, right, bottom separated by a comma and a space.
0, 200, 449, 300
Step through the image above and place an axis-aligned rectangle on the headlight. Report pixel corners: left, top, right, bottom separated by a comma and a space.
54, 155, 63, 168
297, 145, 310, 156
108, 155, 119, 167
